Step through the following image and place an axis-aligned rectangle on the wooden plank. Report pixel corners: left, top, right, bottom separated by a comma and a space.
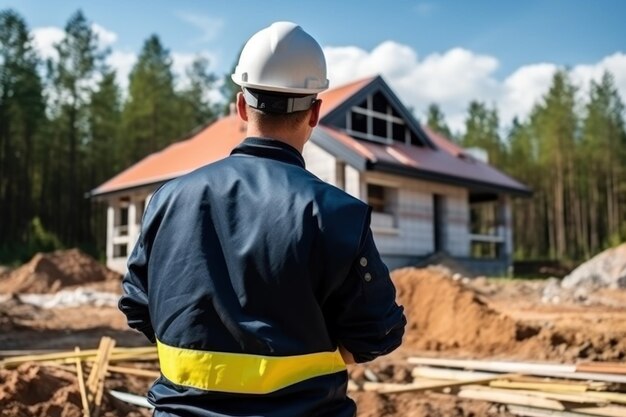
465, 385, 605, 405
408, 357, 575, 374
571, 406, 626, 417
577, 362, 626, 375
92, 337, 116, 417
490, 380, 589, 393
459, 387, 566, 410
412, 366, 497, 381
74, 347, 91, 417
583, 392, 626, 405
107, 365, 160, 379
0, 346, 157, 368
361, 373, 518, 394
407, 357, 626, 384
87, 338, 109, 395
508, 405, 618, 417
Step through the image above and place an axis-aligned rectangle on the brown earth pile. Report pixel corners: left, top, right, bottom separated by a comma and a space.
392, 268, 540, 356
0, 363, 148, 417
0, 249, 120, 294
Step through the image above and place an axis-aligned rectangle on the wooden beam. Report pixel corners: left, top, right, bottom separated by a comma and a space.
464, 385, 605, 405
361, 373, 518, 394
107, 365, 160, 379
508, 405, 625, 417
459, 387, 566, 410
490, 380, 589, 393
407, 357, 626, 384
92, 337, 115, 417
576, 362, 626, 375
74, 347, 91, 417
412, 366, 499, 381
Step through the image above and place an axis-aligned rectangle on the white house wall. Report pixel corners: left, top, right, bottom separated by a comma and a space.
302, 142, 337, 186
104, 188, 154, 274
363, 172, 470, 259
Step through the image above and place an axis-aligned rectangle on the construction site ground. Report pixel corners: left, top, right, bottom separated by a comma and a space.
1, 251, 626, 416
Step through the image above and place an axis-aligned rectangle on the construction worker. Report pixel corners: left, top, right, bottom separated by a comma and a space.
119, 22, 406, 417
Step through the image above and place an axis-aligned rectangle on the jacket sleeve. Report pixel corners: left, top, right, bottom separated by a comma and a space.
118, 218, 156, 343
325, 227, 406, 363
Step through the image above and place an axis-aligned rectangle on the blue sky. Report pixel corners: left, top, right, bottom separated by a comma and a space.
2, 0, 625, 131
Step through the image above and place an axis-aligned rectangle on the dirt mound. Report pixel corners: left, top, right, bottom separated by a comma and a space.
392, 268, 540, 356
0, 363, 147, 417
0, 249, 120, 294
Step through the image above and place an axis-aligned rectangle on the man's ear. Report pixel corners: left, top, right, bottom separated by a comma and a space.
308, 99, 322, 128
236, 92, 248, 122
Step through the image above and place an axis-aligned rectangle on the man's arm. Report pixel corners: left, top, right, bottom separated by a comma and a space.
326, 228, 406, 364
119, 233, 155, 343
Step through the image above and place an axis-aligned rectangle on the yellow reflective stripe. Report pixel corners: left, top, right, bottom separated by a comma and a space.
156, 339, 346, 394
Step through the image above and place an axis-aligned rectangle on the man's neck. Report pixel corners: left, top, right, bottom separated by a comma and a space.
246, 126, 306, 153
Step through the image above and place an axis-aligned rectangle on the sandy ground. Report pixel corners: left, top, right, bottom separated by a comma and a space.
1, 261, 626, 416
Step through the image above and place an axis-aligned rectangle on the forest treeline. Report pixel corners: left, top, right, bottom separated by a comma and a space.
1, 8, 625, 263
427, 72, 626, 261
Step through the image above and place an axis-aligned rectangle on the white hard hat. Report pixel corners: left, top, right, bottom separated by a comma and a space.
231, 22, 329, 95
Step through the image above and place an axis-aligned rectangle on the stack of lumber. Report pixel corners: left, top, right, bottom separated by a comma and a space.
0, 337, 159, 414
354, 356, 626, 417
3, 343, 626, 416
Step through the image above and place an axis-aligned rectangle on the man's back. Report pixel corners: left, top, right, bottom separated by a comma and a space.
120, 138, 405, 416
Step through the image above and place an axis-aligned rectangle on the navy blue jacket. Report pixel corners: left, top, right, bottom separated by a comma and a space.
119, 137, 406, 417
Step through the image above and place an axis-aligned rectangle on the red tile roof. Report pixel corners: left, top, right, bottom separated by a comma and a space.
320, 126, 529, 193
92, 76, 529, 197
92, 115, 246, 195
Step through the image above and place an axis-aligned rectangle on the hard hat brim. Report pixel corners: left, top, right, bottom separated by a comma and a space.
231, 75, 328, 95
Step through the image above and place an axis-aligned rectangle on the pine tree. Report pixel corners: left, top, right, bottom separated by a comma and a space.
461, 101, 505, 166
44, 9, 106, 245
582, 71, 626, 251
0, 9, 46, 252
121, 34, 179, 165
529, 70, 578, 259
177, 56, 218, 129
425, 103, 453, 139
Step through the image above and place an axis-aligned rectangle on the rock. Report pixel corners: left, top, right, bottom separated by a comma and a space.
562, 243, 626, 290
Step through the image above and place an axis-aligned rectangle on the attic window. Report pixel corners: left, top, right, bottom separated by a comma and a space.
345, 91, 417, 145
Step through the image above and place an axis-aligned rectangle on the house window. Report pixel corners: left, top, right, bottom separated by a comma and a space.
469, 196, 504, 259
114, 205, 129, 237
345, 92, 413, 145
367, 183, 398, 231
368, 184, 388, 213
114, 243, 128, 258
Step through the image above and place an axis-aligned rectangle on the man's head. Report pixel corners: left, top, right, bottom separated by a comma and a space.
231, 22, 328, 150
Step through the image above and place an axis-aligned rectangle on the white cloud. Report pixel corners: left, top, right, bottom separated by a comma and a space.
172, 51, 220, 85
325, 42, 500, 131
107, 50, 136, 89
177, 12, 224, 43
324, 41, 626, 133
570, 52, 626, 102
500, 63, 558, 124
92, 23, 118, 47
32, 26, 65, 61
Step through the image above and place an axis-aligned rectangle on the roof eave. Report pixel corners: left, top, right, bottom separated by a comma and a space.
372, 160, 533, 197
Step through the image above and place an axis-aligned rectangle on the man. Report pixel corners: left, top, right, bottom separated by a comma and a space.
120, 22, 405, 417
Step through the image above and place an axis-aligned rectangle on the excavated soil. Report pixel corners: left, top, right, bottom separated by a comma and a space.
392, 268, 541, 356
2, 257, 626, 416
0, 249, 120, 294
0, 363, 149, 417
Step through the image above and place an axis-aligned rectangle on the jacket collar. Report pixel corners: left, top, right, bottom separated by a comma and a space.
230, 137, 306, 169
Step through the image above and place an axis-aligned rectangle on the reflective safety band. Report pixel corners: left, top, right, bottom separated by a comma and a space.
156, 339, 346, 394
